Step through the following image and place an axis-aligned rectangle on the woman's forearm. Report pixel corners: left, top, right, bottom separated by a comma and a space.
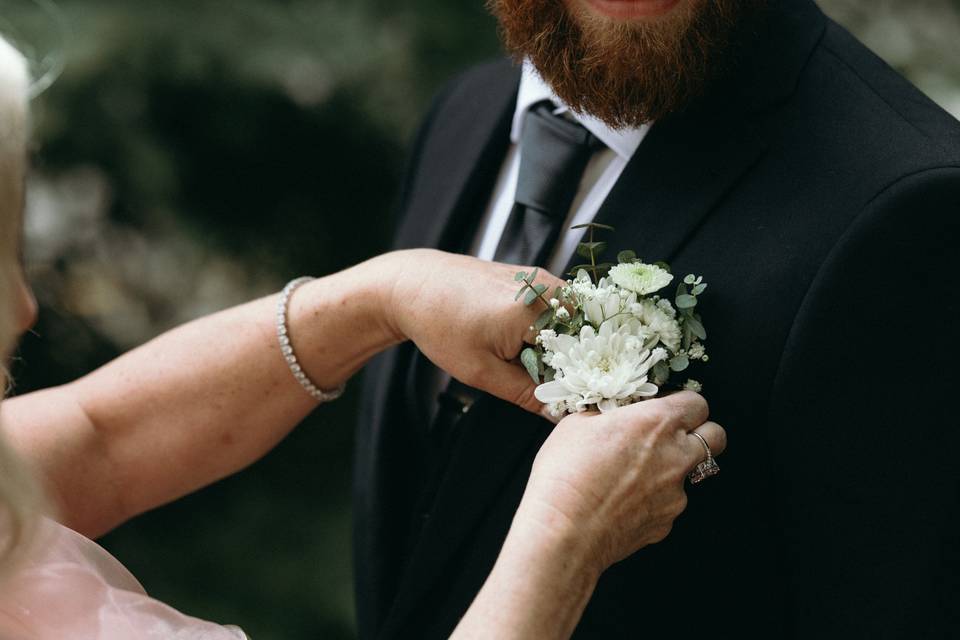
0, 248, 560, 537
452, 511, 600, 640
0, 256, 400, 537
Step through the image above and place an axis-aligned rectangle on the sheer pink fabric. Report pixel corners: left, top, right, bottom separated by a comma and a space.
0, 518, 248, 640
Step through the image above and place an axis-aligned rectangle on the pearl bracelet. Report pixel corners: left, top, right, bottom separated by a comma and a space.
276, 277, 346, 403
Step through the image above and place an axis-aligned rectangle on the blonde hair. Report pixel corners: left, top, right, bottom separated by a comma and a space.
0, 34, 42, 576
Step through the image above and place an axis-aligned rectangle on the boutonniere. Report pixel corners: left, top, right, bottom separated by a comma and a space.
514, 223, 709, 418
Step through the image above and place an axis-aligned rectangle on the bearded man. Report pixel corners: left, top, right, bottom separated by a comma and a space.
354, 0, 960, 637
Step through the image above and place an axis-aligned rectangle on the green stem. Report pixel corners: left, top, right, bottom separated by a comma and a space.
588, 226, 599, 283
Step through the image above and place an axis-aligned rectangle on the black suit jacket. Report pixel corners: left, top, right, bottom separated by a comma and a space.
354, 1, 960, 637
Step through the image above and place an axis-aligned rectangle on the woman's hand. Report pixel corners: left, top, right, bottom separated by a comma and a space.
517, 391, 725, 574
452, 391, 726, 640
374, 249, 565, 414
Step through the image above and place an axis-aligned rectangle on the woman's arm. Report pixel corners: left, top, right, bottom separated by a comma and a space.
0, 250, 560, 537
452, 394, 727, 640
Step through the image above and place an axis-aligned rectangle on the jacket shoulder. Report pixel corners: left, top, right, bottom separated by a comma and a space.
804, 20, 960, 166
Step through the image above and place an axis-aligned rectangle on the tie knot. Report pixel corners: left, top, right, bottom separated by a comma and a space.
515, 102, 604, 218
528, 101, 601, 149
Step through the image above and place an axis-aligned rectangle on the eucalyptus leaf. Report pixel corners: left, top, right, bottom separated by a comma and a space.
670, 354, 690, 372
655, 261, 672, 273
570, 222, 616, 231
524, 289, 538, 306
521, 348, 541, 384
514, 271, 527, 282
514, 288, 525, 302
534, 308, 555, 331
682, 324, 694, 352
676, 294, 698, 309
684, 274, 697, 285
692, 283, 708, 296
617, 250, 637, 264
533, 284, 548, 295
653, 361, 670, 385
571, 311, 585, 331
686, 317, 707, 340
528, 267, 539, 283
576, 241, 608, 259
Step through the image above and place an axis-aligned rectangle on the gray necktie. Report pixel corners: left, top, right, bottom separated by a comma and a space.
493, 101, 604, 266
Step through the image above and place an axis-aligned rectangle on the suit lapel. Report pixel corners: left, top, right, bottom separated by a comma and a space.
395, 65, 520, 254
574, 105, 766, 273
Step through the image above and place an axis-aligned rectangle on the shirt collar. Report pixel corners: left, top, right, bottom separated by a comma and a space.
511, 60, 650, 161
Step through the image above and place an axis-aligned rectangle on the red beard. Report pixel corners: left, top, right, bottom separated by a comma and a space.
488, 0, 763, 127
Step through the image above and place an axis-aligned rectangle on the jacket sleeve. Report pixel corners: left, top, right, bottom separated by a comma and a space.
768, 166, 960, 636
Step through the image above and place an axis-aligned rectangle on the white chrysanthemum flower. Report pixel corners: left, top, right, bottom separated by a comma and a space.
609, 262, 674, 296
630, 299, 682, 352
683, 379, 703, 393
534, 320, 667, 415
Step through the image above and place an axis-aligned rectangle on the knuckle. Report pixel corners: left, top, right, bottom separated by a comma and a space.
458, 360, 485, 387
674, 491, 689, 515
693, 391, 710, 414
715, 425, 728, 453
641, 401, 673, 428
649, 523, 673, 544
680, 390, 709, 422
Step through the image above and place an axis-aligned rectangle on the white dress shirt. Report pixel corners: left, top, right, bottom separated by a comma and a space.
470, 61, 651, 275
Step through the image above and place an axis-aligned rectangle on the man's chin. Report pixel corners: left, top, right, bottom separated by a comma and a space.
570, 0, 685, 21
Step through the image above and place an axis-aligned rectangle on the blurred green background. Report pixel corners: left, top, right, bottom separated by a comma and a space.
4, 1, 960, 638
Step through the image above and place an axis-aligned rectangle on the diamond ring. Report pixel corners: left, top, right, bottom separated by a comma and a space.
688, 432, 720, 485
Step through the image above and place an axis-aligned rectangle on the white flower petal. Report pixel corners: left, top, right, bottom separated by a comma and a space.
598, 398, 620, 413
634, 382, 659, 397
534, 380, 573, 403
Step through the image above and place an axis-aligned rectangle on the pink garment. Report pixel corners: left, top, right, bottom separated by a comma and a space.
0, 518, 248, 640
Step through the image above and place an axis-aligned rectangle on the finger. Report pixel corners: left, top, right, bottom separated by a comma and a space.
683, 421, 727, 468
618, 390, 709, 432
473, 354, 545, 416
